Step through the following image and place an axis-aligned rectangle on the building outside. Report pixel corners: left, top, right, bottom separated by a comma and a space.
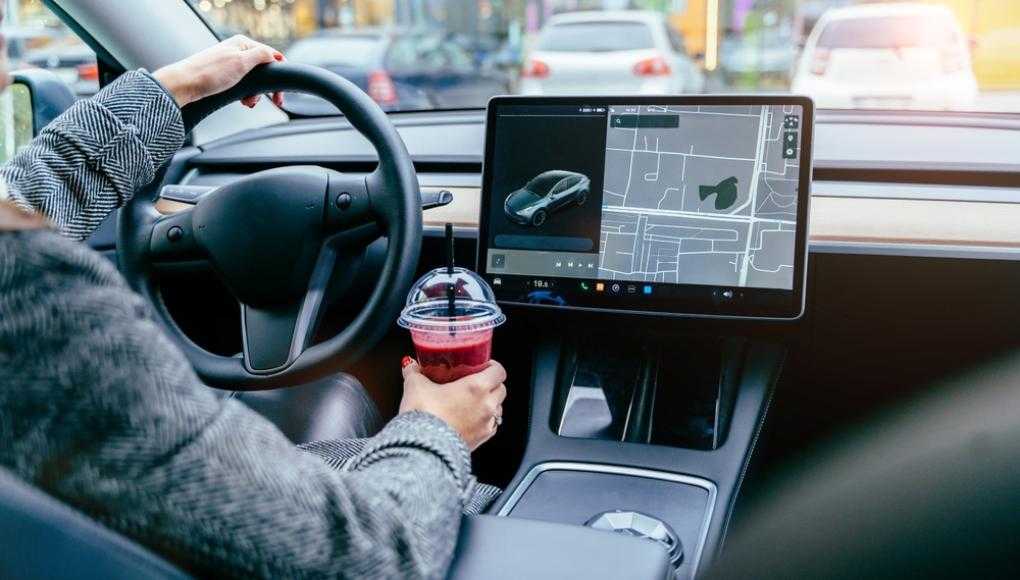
918, 0, 1020, 90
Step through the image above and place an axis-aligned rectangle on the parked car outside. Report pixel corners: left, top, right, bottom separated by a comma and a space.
4, 26, 57, 69
791, 3, 978, 110
21, 37, 98, 97
504, 170, 590, 227
519, 11, 704, 97
284, 28, 510, 114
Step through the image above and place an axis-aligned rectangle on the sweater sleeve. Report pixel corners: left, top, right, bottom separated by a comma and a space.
0, 229, 472, 579
0, 70, 185, 241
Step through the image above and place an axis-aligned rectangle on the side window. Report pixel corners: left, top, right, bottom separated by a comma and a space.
532, 173, 562, 194
2, 2, 95, 163
550, 180, 571, 196
8, 2, 98, 98
0, 85, 34, 164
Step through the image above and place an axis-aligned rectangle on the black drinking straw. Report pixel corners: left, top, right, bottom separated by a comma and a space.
445, 223, 455, 321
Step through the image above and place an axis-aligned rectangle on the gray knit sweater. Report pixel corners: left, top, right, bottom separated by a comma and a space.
0, 71, 473, 578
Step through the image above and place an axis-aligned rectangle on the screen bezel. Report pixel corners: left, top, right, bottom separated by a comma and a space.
477, 95, 814, 321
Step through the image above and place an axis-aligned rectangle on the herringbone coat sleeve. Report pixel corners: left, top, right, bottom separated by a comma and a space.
0, 234, 474, 580
0, 70, 184, 240
0, 72, 475, 578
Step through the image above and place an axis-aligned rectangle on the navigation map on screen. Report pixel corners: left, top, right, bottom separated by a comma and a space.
599, 104, 801, 289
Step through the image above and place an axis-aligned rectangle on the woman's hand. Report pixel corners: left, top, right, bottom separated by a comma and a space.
399, 358, 508, 451
152, 35, 285, 109
0, 200, 47, 231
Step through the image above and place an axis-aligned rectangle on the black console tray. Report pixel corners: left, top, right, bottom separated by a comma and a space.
552, 335, 744, 450
496, 462, 715, 580
449, 515, 672, 580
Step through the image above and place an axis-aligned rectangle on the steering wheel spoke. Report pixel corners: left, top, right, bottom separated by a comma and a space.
326, 171, 378, 232
147, 206, 204, 262
240, 241, 337, 373
365, 166, 403, 227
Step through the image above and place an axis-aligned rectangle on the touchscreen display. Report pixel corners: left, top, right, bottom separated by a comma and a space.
478, 98, 812, 319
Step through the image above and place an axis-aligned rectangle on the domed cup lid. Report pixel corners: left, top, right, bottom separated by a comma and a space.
397, 267, 505, 333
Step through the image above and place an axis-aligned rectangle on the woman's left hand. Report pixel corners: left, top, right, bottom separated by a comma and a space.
153, 35, 285, 109
0, 200, 47, 232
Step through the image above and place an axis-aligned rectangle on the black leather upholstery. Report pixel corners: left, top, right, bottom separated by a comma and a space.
448, 515, 673, 580
0, 468, 672, 580
0, 468, 190, 580
235, 373, 383, 443
0, 374, 381, 580
709, 355, 1020, 580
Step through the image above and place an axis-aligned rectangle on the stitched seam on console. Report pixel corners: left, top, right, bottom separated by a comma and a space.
717, 363, 780, 557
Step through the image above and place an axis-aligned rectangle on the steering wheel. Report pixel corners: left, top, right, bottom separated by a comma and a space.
118, 62, 422, 390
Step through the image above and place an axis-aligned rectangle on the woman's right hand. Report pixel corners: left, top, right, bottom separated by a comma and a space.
399, 359, 507, 451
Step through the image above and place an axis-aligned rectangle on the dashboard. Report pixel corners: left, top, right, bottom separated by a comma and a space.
477, 97, 813, 320
167, 109, 1020, 253
124, 107, 1020, 267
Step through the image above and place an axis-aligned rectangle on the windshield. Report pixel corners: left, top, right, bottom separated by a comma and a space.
183, 0, 1020, 115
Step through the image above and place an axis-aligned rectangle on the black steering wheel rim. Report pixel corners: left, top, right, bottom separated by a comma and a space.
118, 62, 421, 390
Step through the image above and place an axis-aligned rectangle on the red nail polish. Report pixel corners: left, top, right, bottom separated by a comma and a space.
274, 53, 283, 61
401, 356, 413, 368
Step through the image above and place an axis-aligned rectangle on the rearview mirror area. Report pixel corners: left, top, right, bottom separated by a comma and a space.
0, 83, 34, 164
1, 69, 78, 164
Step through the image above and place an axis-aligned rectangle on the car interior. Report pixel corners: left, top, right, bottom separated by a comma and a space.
2, 1, 1019, 579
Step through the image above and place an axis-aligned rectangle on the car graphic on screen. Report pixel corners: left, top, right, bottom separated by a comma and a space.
504, 170, 591, 227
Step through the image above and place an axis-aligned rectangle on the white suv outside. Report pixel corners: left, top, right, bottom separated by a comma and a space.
791, 3, 978, 110
519, 11, 704, 96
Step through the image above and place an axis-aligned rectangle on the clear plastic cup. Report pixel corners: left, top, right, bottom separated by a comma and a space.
398, 267, 505, 383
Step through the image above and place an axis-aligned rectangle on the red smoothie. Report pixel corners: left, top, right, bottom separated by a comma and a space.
411, 329, 493, 384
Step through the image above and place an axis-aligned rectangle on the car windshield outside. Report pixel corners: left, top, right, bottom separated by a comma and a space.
180, 0, 1018, 116
4, 1, 1019, 115
4, 2, 100, 98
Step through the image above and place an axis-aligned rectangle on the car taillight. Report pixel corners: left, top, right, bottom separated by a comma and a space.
810, 48, 830, 76
633, 56, 671, 77
367, 70, 397, 105
77, 63, 99, 82
521, 59, 549, 79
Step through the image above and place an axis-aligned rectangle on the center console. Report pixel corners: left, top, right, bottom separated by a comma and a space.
482, 333, 786, 579
473, 96, 813, 578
